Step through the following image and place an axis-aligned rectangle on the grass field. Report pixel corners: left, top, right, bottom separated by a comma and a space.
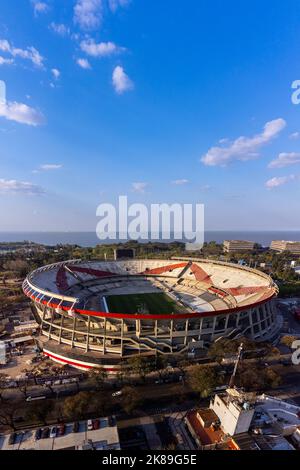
105, 292, 184, 315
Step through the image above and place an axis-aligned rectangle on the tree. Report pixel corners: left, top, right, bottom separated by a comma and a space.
126, 356, 154, 382
188, 365, 219, 398
280, 335, 298, 349
0, 402, 22, 431
63, 391, 90, 419
3, 259, 29, 277
208, 337, 259, 363
238, 366, 264, 391
116, 370, 126, 387
265, 368, 282, 389
90, 392, 109, 417
87, 369, 107, 391
25, 400, 53, 425
17, 382, 29, 399
121, 386, 143, 414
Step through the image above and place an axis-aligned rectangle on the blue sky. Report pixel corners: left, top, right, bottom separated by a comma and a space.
0, 0, 300, 232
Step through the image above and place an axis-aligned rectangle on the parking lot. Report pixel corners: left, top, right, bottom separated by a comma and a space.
0, 417, 120, 450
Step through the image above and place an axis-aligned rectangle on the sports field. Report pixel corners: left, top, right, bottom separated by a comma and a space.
105, 292, 185, 315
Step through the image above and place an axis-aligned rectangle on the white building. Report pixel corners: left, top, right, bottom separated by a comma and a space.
223, 240, 255, 253
270, 240, 300, 255
210, 389, 255, 436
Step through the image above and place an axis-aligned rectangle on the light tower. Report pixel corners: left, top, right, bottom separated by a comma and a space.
229, 342, 243, 388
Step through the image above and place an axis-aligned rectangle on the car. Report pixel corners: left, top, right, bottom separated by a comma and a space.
34, 428, 42, 441
87, 419, 93, 431
57, 424, 65, 436
72, 421, 79, 433
41, 427, 50, 439
112, 390, 122, 397
155, 379, 163, 384
92, 419, 100, 430
49, 426, 57, 438
8, 433, 16, 445
108, 416, 114, 427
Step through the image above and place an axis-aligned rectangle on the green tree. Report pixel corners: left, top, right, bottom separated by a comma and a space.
25, 400, 53, 425
121, 386, 143, 414
63, 391, 90, 419
0, 402, 22, 431
87, 369, 107, 391
188, 365, 219, 398
265, 368, 282, 389
280, 335, 298, 349
126, 356, 154, 382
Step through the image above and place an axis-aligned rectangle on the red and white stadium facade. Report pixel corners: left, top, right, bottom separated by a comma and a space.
23, 258, 280, 373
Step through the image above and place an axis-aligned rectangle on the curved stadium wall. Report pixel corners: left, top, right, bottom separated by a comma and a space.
22, 258, 280, 372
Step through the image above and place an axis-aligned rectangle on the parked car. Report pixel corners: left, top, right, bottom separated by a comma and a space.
72, 421, 79, 433
8, 433, 16, 445
41, 427, 50, 439
50, 426, 57, 438
57, 424, 65, 436
34, 428, 42, 441
92, 419, 100, 430
87, 419, 93, 431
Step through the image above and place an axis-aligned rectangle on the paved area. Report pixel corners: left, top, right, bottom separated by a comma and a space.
0, 350, 36, 379
138, 416, 162, 450
0, 418, 120, 451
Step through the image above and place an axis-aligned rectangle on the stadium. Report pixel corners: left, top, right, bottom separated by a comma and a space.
22, 258, 280, 373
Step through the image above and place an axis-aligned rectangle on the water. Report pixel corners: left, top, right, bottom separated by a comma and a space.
1, 231, 300, 248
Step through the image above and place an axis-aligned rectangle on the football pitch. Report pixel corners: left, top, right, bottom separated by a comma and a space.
105, 292, 185, 315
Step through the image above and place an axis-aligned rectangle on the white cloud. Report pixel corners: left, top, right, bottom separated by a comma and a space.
109, 0, 130, 13
0, 101, 45, 126
289, 132, 300, 140
265, 175, 295, 190
0, 56, 14, 66
74, 0, 103, 30
76, 58, 92, 69
31, 1, 49, 16
200, 184, 212, 192
0, 178, 45, 195
80, 39, 124, 57
40, 164, 63, 171
112, 66, 133, 94
172, 179, 189, 185
268, 152, 300, 169
51, 68, 60, 79
50, 23, 70, 36
201, 118, 287, 166
0, 39, 44, 68
132, 182, 148, 193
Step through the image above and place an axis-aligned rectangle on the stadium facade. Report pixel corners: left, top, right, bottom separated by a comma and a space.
23, 258, 280, 373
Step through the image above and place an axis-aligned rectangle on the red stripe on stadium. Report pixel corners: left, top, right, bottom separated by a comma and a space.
141, 262, 188, 275
190, 263, 212, 284
43, 351, 120, 371
56, 265, 69, 292
227, 286, 267, 296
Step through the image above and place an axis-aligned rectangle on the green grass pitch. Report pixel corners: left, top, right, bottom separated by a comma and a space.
105, 292, 185, 315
